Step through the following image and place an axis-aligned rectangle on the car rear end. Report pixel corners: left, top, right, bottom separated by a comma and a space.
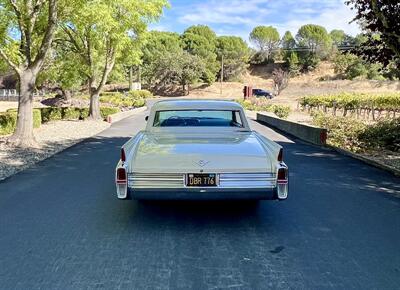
115, 144, 288, 201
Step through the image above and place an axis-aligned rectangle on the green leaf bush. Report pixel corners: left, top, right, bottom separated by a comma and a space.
312, 112, 400, 152
0, 106, 121, 135
312, 112, 366, 152
40, 107, 63, 122
237, 99, 291, 119
100, 90, 151, 108
40, 107, 120, 122
127, 90, 153, 99
358, 118, 400, 152
62, 107, 82, 120
0, 109, 41, 135
100, 107, 120, 118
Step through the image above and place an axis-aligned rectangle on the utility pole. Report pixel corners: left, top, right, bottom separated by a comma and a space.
220, 54, 224, 95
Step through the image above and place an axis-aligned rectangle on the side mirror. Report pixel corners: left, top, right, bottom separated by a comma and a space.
145, 116, 149, 121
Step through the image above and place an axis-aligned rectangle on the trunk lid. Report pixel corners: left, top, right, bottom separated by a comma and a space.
129, 132, 273, 173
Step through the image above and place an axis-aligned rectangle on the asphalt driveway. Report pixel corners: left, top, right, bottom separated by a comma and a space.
0, 107, 399, 289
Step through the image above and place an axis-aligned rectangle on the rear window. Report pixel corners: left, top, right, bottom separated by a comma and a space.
153, 110, 244, 127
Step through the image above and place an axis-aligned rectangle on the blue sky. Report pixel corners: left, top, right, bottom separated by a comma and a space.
150, 0, 360, 41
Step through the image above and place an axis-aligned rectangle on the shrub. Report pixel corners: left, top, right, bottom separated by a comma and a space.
237, 99, 291, 119
100, 107, 120, 118
271, 105, 291, 119
132, 98, 146, 108
332, 53, 358, 75
312, 112, 366, 152
79, 108, 89, 119
100, 90, 150, 108
0, 109, 41, 135
333, 53, 385, 80
100, 92, 125, 106
345, 60, 368, 80
40, 107, 63, 123
358, 118, 400, 152
237, 99, 256, 111
62, 107, 81, 120
33, 110, 41, 128
127, 90, 153, 99
312, 112, 400, 152
298, 53, 320, 72
366, 63, 385, 80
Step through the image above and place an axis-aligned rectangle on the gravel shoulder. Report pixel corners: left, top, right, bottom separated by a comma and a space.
0, 120, 110, 181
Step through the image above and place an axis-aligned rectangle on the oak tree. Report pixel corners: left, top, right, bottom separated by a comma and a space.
0, 0, 58, 147
249, 26, 280, 61
59, 0, 167, 119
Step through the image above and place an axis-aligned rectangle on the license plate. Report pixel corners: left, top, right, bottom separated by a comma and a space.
186, 174, 217, 187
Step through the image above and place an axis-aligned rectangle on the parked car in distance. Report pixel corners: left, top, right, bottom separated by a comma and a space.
115, 99, 288, 201
252, 88, 273, 99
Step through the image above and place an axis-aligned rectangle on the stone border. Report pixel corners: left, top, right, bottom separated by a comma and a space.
256, 112, 327, 146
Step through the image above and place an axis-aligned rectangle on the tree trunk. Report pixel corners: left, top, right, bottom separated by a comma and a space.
128, 66, 133, 91
61, 88, 72, 101
88, 46, 116, 119
89, 91, 101, 120
8, 69, 37, 147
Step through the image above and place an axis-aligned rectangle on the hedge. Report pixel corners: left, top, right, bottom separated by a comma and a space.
100, 90, 152, 108
40, 107, 63, 122
0, 106, 120, 135
127, 90, 153, 99
100, 107, 120, 118
39, 107, 120, 122
0, 109, 41, 135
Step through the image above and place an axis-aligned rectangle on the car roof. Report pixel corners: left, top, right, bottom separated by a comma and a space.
152, 99, 243, 111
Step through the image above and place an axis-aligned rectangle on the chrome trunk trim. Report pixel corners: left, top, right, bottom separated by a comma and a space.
128, 173, 185, 188
128, 172, 276, 189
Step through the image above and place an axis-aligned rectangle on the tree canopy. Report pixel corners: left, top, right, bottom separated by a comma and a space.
345, 0, 400, 66
216, 36, 250, 81
330, 29, 347, 46
281, 31, 296, 50
296, 24, 331, 53
181, 25, 218, 84
249, 26, 280, 61
59, 0, 167, 118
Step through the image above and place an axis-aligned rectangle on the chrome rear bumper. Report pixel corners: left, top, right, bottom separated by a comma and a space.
119, 171, 288, 201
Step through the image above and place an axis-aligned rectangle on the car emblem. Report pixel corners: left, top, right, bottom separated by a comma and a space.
195, 160, 210, 167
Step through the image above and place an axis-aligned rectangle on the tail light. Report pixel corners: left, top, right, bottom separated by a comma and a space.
116, 168, 127, 184
277, 148, 283, 162
121, 148, 126, 162
277, 168, 287, 184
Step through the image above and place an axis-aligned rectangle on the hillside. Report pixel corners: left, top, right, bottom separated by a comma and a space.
185, 61, 400, 111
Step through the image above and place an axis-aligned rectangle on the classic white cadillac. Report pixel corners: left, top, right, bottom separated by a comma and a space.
115, 100, 288, 200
